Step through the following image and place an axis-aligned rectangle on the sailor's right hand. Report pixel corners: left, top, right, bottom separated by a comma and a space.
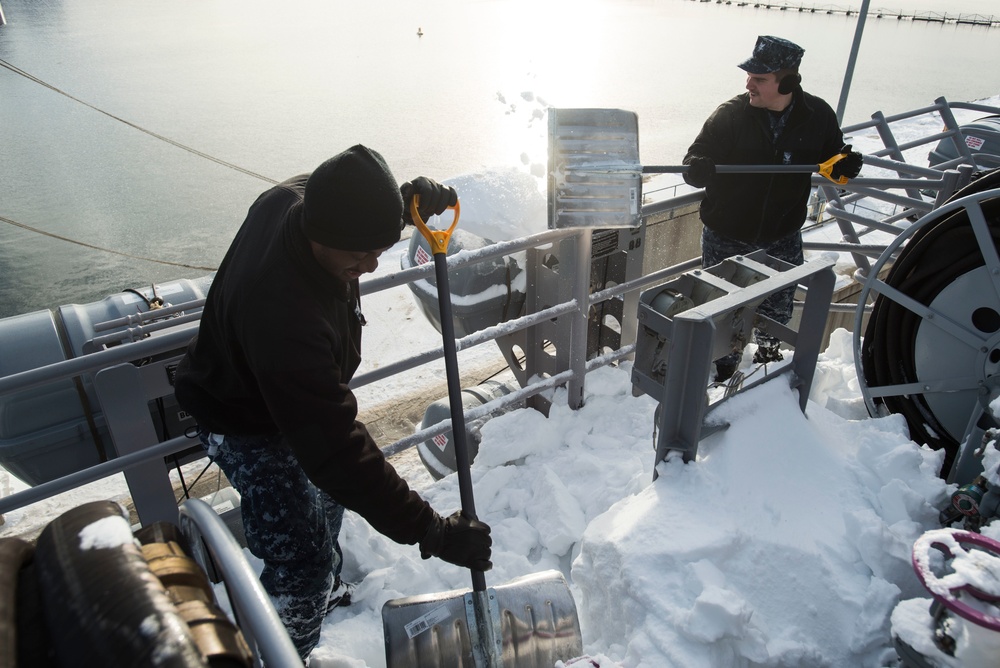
419, 510, 493, 571
400, 177, 458, 225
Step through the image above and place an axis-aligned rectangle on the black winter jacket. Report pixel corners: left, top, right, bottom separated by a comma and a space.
174, 176, 435, 546
683, 90, 845, 244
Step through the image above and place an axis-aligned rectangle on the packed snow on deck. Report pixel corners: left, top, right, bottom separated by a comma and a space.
306, 95, 1000, 667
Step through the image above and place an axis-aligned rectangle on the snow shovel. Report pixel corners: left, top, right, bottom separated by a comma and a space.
548, 107, 855, 230
381, 198, 583, 668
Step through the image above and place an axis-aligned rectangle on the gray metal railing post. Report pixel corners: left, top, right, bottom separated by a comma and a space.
871, 110, 930, 204
936, 96, 979, 168
819, 184, 873, 277
567, 229, 593, 410
94, 361, 183, 527
836, 0, 870, 124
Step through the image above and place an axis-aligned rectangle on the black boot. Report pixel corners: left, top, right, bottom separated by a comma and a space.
752, 335, 783, 364
326, 577, 356, 612
714, 359, 739, 382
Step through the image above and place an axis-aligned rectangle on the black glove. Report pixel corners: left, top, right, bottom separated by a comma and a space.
419, 510, 492, 571
400, 176, 458, 226
830, 145, 863, 180
684, 156, 716, 188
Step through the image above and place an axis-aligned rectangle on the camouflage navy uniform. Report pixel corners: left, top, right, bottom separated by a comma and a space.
201, 431, 345, 655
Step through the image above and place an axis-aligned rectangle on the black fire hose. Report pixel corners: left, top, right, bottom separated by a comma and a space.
861, 169, 1000, 478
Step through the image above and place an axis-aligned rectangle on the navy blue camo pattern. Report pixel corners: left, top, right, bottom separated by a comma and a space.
701, 225, 803, 327
200, 431, 345, 660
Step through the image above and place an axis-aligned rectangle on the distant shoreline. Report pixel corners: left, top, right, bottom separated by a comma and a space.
688, 0, 1000, 27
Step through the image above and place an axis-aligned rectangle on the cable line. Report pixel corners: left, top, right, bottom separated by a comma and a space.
0, 214, 217, 271
0, 58, 279, 185
0, 58, 278, 269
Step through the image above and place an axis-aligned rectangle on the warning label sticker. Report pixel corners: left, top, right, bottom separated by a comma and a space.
415, 245, 431, 265
432, 433, 448, 451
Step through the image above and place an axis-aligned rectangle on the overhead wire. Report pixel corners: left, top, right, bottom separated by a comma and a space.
0, 213, 217, 271
0, 58, 279, 185
0, 58, 279, 267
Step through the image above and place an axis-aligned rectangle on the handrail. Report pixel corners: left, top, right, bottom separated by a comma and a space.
0, 434, 195, 515
1, 96, 997, 523
178, 498, 303, 667
93, 297, 207, 332
0, 323, 198, 394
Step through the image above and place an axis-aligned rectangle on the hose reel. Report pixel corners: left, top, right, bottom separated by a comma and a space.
856, 169, 1000, 482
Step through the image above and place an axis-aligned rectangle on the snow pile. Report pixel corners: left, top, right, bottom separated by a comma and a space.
307, 331, 967, 667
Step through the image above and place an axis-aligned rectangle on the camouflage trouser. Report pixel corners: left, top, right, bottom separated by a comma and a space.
701, 226, 804, 366
199, 431, 345, 660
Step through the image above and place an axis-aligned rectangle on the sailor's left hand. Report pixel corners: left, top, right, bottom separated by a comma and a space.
831, 145, 864, 180
400, 177, 457, 225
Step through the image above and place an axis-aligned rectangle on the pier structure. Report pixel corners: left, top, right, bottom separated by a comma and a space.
691, 0, 999, 27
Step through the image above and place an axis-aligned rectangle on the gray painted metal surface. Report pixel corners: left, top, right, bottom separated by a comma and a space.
179, 498, 303, 668
95, 360, 186, 526
547, 108, 642, 230
632, 252, 836, 474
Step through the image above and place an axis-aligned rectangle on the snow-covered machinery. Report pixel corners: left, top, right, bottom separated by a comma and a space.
852, 169, 1000, 666
631, 251, 835, 473
892, 528, 1000, 668
0, 276, 212, 485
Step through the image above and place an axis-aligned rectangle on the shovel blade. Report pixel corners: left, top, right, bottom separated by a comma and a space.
548, 107, 642, 230
382, 569, 582, 667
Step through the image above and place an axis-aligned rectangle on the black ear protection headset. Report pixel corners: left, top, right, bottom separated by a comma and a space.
778, 72, 801, 95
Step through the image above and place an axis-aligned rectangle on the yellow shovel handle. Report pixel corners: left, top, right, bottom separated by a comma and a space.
818, 153, 850, 185
411, 195, 461, 255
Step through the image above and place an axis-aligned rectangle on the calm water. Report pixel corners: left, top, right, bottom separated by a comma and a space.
0, 0, 997, 318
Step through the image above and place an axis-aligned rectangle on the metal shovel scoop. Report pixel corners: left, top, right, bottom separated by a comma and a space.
547, 107, 854, 230
381, 198, 583, 667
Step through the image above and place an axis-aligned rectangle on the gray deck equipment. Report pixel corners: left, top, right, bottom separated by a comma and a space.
381, 199, 582, 667
549, 107, 840, 475
632, 252, 836, 475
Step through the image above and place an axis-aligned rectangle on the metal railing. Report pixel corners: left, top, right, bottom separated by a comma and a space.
1, 96, 997, 545
2, 98, 997, 522
0, 94, 996, 668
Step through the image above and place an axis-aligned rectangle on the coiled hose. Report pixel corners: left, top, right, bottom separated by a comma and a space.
861, 169, 1000, 477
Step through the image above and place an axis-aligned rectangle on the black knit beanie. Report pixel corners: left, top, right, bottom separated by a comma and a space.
303, 145, 404, 251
